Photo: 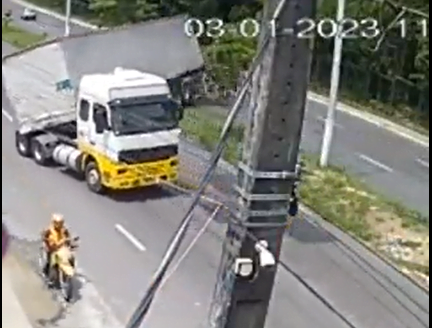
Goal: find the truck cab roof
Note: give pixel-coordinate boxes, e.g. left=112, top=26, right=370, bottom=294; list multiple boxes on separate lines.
left=79, top=68, right=170, bottom=103
left=3, top=15, right=204, bottom=134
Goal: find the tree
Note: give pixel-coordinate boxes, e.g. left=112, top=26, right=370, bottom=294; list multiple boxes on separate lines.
left=34, top=0, right=429, bottom=124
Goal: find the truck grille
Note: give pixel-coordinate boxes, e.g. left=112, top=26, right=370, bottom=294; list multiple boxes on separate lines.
left=119, top=145, right=178, bottom=164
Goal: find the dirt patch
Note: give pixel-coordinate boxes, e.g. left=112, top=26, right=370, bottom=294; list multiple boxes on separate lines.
left=303, top=164, right=429, bottom=289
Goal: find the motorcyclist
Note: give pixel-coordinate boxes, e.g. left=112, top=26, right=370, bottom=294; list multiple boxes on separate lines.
left=42, top=213, right=71, bottom=277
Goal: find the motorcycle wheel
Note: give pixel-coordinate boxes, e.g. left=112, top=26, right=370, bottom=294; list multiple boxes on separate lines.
left=60, top=273, right=74, bottom=302
left=49, top=266, right=60, bottom=289
left=38, top=248, right=50, bottom=279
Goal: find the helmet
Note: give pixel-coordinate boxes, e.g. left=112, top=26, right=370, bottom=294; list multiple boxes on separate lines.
left=51, top=213, right=64, bottom=229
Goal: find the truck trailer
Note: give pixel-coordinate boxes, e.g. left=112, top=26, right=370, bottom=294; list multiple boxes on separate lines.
left=3, top=16, right=204, bottom=194
left=14, top=67, right=184, bottom=193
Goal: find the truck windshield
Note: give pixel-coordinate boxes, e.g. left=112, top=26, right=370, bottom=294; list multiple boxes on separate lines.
left=110, top=102, right=178, bottom=136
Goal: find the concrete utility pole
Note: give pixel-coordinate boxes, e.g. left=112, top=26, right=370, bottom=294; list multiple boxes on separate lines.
left=64, top=0, right=72, bottom=36
left=319, top=0, right=345, bottom=167
left=207, top=0, right=316, bottom=327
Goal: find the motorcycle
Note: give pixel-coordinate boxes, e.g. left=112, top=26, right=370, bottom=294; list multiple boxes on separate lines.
left=39, top=236, right=79, bottom=302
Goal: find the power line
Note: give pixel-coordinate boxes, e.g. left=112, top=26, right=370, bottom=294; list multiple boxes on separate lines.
left=159, top=180, right=429, bottom=328
left=3, top=45, right=422, bottom=328
left=4, top=2, right=428, bottom=326
left=212, top=206, right=359, bottom=328
left=124, top=28, right=274, bottom=328
left=377, top=0, right=429, bottom=18
left=149, top=181, right=360, bottom=328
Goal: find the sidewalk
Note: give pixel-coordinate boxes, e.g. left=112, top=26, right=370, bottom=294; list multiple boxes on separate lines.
left=2, top=246, right=60, bottom=328
left=2, top=266, right=33, bottom=328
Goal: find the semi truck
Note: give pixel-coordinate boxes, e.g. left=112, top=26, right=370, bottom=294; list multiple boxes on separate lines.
left=14, top=67, right=184, bottom=194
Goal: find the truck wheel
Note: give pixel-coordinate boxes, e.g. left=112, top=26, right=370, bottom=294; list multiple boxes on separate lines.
left=31, top=139, right=50, bottom=166
left=15, top=132, right=31, bottom=157
left=85, top=162, right=104, bottom=194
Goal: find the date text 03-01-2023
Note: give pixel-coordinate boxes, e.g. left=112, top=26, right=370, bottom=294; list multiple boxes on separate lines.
left=184, top=17, right=429, bottom=40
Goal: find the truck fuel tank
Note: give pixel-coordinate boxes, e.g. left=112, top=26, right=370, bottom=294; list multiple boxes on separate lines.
left=52, top=144, right=83, bottom=173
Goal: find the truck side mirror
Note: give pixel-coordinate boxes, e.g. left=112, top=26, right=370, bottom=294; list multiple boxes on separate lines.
left=94, top=111, right=108, bottom=133
left=167, top=99, right=183, bottom=121
left=177, top=107, right=184, bottom=121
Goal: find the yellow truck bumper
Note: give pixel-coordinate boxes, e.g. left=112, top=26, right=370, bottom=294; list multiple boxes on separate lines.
left=101, top=156, right=179, bottom=190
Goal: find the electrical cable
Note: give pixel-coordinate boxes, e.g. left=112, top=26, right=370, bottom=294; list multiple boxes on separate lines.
left=3, top=1, right=429, bottom=326
left=153, top=177, right=429, bottom=328
left=4, top=30, right=426, bottom=328
left=197, top=200, right=360, bottom=328
left=188, top=182, right=429, bottom=328
left=123, top=29, right=274, bottom=328
left=124, top=3, right=298, bottom=325
left=159, top=204, right=222, bottom=290
left=305, top=217, right=429, bottom=326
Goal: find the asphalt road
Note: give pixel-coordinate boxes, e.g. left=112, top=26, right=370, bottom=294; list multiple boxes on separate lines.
left=2, top=4, right=430, bottom=328
left=3, top=0, right=430, bottom=217
left=2, top=112, right=430, bottom=328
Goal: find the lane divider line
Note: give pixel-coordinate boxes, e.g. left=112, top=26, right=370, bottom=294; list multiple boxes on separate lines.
left=115, top=224, right=146, bottom=252
left=358, top=153, right=394, bottom=173
left=416, top=158, right=429, bottom=169
left=2, top=109, right=13, bottom=122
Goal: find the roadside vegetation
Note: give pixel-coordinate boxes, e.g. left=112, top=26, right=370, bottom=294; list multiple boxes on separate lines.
left=16, top=0, right=430, bottom=135
left=2, top=20, right=46, bottom=49
left=181, top=107, right=429, bottom=285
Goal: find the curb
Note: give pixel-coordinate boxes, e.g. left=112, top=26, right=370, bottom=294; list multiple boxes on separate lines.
left=308, top=92, right=429, bottom=148
left=172, top=174, right=430, bottom=295
left=2, top=265, right=34, bottom=328
left=176, top=149, right=430, bottom=294
left=10, top=0, right=429, bottom=148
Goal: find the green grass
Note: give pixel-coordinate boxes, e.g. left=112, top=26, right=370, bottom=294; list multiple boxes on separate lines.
left=394, top=259, right=429, bottom=276
left=180, top=107, right=429, bottom=242
left=2, top=20, right=47, bottom=49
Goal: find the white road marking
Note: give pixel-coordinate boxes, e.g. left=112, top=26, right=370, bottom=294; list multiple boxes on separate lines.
left=316, top=116, right=344, bottom=129
left=115, top=224, right=146, bottom=252
left=2, top=108, right=13, bottom=122
left=358, top=154, right=394, bottom=173
left=416, top=158, right=429, bottom=169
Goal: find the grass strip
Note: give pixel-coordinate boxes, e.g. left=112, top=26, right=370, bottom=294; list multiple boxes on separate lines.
left=2, top=20, right=46, bottom=49
left=180, top=107, right=429, bottom=275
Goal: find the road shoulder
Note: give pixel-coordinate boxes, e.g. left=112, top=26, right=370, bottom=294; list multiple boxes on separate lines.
left=3, top=243, right=61, bottom=328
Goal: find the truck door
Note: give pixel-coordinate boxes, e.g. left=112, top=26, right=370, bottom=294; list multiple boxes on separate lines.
left=77, top=98, right=91, bottom=146
left=90, top=103, right=111, bottom=159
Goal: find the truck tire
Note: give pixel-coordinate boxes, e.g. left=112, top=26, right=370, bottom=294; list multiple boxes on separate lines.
left=15, top=132, right=31, bottom=157
left=85, top=162, right=104, bottom=194
left=31, top=139, right=50, bottom=166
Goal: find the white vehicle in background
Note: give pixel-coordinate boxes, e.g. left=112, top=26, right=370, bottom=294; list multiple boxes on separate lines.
left=15, top=67, right=184, bottom=194
left=20, top=8, right=37, bottom=21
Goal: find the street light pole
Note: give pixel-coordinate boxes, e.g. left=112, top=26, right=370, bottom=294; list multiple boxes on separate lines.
left=319, top=0, right=345, bottom=167
left=64, top=0, right=71, bottom=36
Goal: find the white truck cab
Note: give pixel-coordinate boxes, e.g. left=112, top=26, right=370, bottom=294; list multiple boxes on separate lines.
left=70, top=68, right=183, bottom=192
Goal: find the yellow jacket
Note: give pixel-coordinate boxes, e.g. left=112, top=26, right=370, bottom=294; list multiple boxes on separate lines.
left=43, top=225, right=70, bottom=250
